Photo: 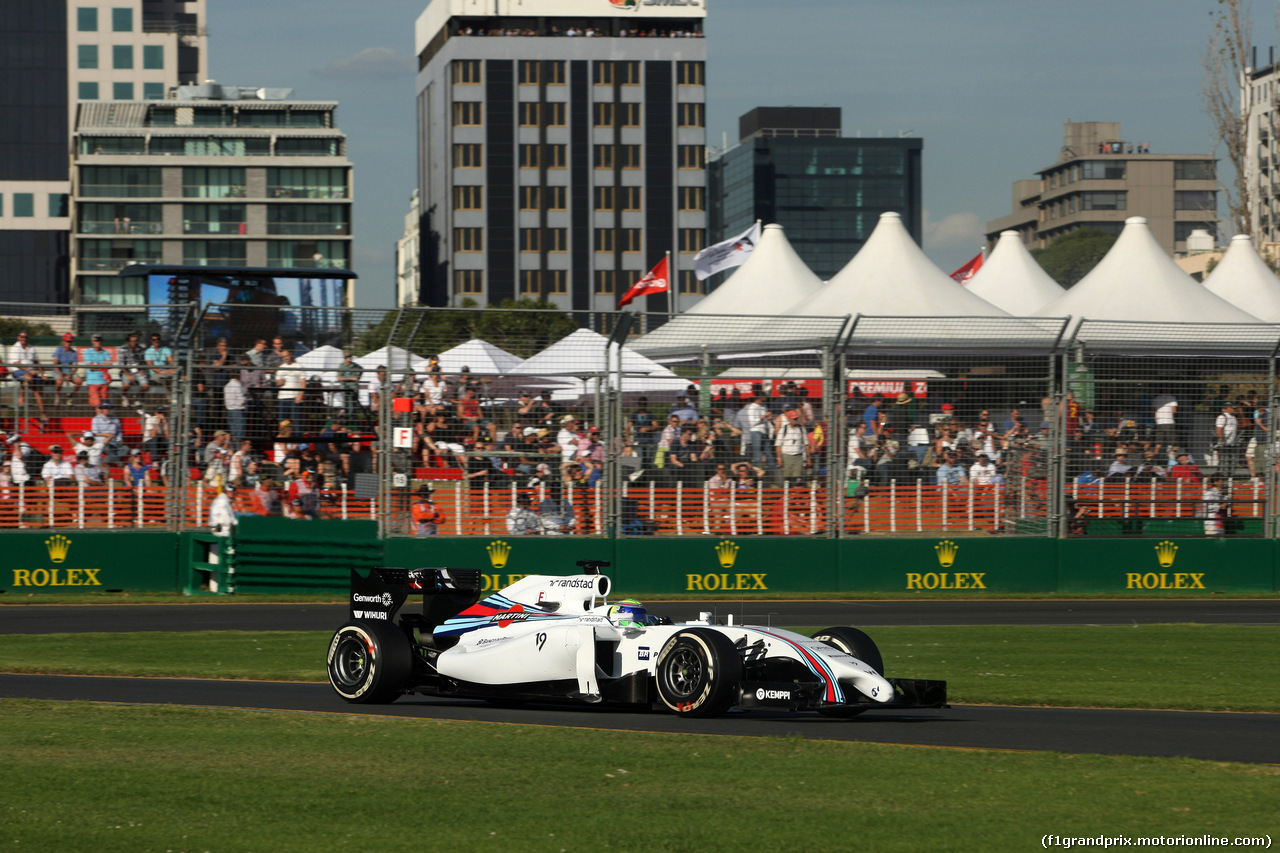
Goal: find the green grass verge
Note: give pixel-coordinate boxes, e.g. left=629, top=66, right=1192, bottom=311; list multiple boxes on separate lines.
left=2, top=700, right=1276, bottom=853
left=2, top=625, right=1276, bottom=711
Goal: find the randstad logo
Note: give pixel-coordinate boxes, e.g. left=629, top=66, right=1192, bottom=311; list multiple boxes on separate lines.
left=1154, top=540, right=1178, bottom=568
left=935, top=540, right=958, bottom=568
left=715, top=540, right=739, bottom=569
left=487, top=540, right=511, bottom=570
left=46, top=535, right=71, bottom=564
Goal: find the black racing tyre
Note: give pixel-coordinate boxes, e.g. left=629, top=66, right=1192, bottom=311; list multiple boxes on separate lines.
left=812, top=627, right=884, bottom=718
left=653, top=628, right=743, bottom=718
left=812, top=626, right=884, bottom=675
left=327, top=621, right=413, bottom=704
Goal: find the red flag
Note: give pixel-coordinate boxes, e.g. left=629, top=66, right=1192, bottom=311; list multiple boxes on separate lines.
left=618, top=257, right=670, bottom=308
left=949, top=252, right=983, bottom=284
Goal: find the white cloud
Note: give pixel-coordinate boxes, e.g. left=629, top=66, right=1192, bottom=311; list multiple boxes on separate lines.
left=923, top=210, right=984, bottom=252
left=313, top=47, right=416, bottom=79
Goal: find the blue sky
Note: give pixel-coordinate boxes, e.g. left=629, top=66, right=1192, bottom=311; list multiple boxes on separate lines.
left=211, top=0, right=1241, bottom=306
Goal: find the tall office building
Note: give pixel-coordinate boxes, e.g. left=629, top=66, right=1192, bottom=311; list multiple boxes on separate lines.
left=0, top=0, right=206, bottom=304
left=1245, top=59, right=1280, bottom=242
left=707, top=107, right=923, bottom=281
left=70, top=83, right=354, bottom=307
left=413, top=0, right=707, bottom=310
left=985, top=121, right=1217, bottom=254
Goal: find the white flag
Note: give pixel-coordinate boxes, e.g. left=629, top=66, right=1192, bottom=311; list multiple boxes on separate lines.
left=693, top=221, right=761, bottom=281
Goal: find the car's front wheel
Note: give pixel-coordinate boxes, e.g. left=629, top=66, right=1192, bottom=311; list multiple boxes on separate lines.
left=327, top=622, right=412, bottom=703
left=653, top=628, right=742, bottom=718
left=812, top=626, right=885, bottom=718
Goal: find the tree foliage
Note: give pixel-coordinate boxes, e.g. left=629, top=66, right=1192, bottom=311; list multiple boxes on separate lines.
left=1202, top=0, right=1252, bottom=236
left=1030, top=227, right=1117, bottom=287
left=357, top=298, right=578, bottom=359
left=0, top=318, right=57, bottom=340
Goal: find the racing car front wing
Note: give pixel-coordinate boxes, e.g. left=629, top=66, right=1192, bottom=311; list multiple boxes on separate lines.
left=736, top=678, right=948, bottom=712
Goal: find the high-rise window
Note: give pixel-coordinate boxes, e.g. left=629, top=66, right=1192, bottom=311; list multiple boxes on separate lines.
left=679, top=228, right=706, bottom=253
left=593, top=62, right=614, bottom=86
left=678, top=103, right=705, bottom=128
left=677, top=61, right=705, bottom=86
left=112, top=82, right=134, bottom=100
left=13, top=194, right=34, bottom=217
left=546, top=185, right=566, bottom=209
left=618, top=61, right=640, bottom=85
left=453, top=60, right=481, bottom=84
left=679, top=271, right=702, bottom=294
left=183, top=167, right=246, bottom=199
left=678, top=145, right=705, bottom=169
left=594, top=103, right=615, bottom=127
left=184, top=204, right=247, bottom=234
left=621, top=228, right=642, bottom=252
left=143, top=83, right=165, bottom=100
left=453, top=102, right=483, bottom=126
left=594, top=146, right=615, bottom=169
left=143, top=45, right=164, bottom=70
left=620, top=186, right=641, bottom=211
left=267, top=168, right=346, bottom=199
left=454, top=228, right=483, bottom=252
left=620, top=145, right=641, bottom=169
left=679, top=186, right=705, bottom=211
left=78, top=45, right=98, bottom=69
left=520, top=145, right=541, bottom=169
left=111, top=7, right=133, bottom=32
left=546, top=102, right=566, bottom=126
left=454, top=186, right=483, bottom=210
left=453, top=144, right=483, bottom=168
left=79, top=82, right=100, bottom=100
left=594, top=186, right=615, bottom=210
left=594, top=230, right=615, bottom=252
left=112, top=45, right=133, bottom=70
left=455, top=269, right=484, bottom=293
left=77, top=7, right=98, bottom=31
left=519, top=270, right=566, bottom=295
left=523, top=229, right=568, bottom=253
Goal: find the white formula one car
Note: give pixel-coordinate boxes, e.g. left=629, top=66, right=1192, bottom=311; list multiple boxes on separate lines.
left=327, top=561, right=947, bottom=718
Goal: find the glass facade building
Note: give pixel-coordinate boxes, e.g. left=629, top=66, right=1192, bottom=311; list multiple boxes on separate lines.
left=709, top=109, right=922, bottom=282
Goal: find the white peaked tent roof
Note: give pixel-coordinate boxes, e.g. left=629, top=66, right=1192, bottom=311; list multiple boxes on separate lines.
left=787, top=212, right=1010, bottom=317
left=507, top=328, right=679, bottom=377
left=354, top=345, right=430, bottom=372
left=1203, top=235, right=1280, bottom=322
left=435, top=338, right=524, bottom=375
left=1034, top=217, right=1262, bottom=322
left=295, top=344, right=345, bottom=378
left=688, top=223, right=823, bottom=314
left=965, top=230, right=1066, bottom=315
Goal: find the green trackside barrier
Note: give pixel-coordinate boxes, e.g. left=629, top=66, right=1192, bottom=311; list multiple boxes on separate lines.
left=1055, top=537, right=1277, bottom=594
left=4, top=526, right=1278, bottom=595
left=0, top=531, right=179, bottom=594
left=229, top=518, right=382, bottom=594
left=838, top=537, right=1059, bottom=594
left=383, top=536, right=838, bottom=596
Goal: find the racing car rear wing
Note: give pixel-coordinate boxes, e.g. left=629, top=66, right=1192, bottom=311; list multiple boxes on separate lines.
left=348, top=567, right=483, bottom=625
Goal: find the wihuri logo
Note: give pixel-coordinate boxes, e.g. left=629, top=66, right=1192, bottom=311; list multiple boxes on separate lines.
left=487, top=540, right=510, bottom=570
left=1155, top=540, right=1178, bottom=568
left=935, top=540, right=958, bottom=568
left=46, top=534, right=71, bottom=564
left=715, top=540, right=739, bottom=569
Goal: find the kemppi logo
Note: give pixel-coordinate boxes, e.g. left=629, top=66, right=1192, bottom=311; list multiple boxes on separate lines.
left=755, top=688, right=790, bottom=701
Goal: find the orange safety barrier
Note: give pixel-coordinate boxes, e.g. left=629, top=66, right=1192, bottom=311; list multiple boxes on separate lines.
left=0, top=482, right=170, bottom=529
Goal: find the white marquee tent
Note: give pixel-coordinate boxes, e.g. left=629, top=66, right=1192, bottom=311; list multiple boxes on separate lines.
left=1203, top=234, right=1280, bottom=323
left=1034, top=217, right=1262, bottom=323
left=787, top=212, right=1010, bottom=317
left=965, top=230, right=1066, bottom=315
left=435, top=338, right=525, bottom=375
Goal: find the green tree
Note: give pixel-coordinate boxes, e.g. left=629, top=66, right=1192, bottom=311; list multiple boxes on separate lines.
left=1030, top=227, right=1117, bottom=287
left=356, top=298, right=576, bottom=359
left=475, top=298, right=579, bottom=358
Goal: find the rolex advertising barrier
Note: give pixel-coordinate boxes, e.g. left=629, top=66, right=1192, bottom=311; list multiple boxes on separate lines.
left=2, top=525, right=1276, bottom=595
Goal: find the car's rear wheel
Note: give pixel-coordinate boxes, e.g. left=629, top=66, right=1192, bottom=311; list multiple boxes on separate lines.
left=654, top=628, right=742, bottom=718
left=327, top=621, right=412, bottom=704
left=812, top=626, right=884, bottom=718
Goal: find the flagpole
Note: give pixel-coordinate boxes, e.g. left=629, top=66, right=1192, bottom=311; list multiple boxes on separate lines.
left=666, top=250, right=674, bottom=321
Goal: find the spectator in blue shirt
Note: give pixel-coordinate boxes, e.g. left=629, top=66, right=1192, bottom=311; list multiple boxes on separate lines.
left=53, top=333, right=83, bottom=406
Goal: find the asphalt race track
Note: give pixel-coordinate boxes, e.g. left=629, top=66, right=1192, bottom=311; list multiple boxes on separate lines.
left=2, top=599, right=1277, bottom=764
left=1, top=672, right=1277, bottom=764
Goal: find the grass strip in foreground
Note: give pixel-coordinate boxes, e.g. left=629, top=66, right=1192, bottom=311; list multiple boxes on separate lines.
left=1, top=700, right=1276, bottom=853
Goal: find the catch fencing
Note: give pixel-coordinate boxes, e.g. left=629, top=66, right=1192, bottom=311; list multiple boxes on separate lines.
left=3, top=303, right=1280, bottom=540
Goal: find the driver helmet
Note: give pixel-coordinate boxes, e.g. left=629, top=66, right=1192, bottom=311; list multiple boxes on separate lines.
left=608, top=598, right=647, bottom=627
